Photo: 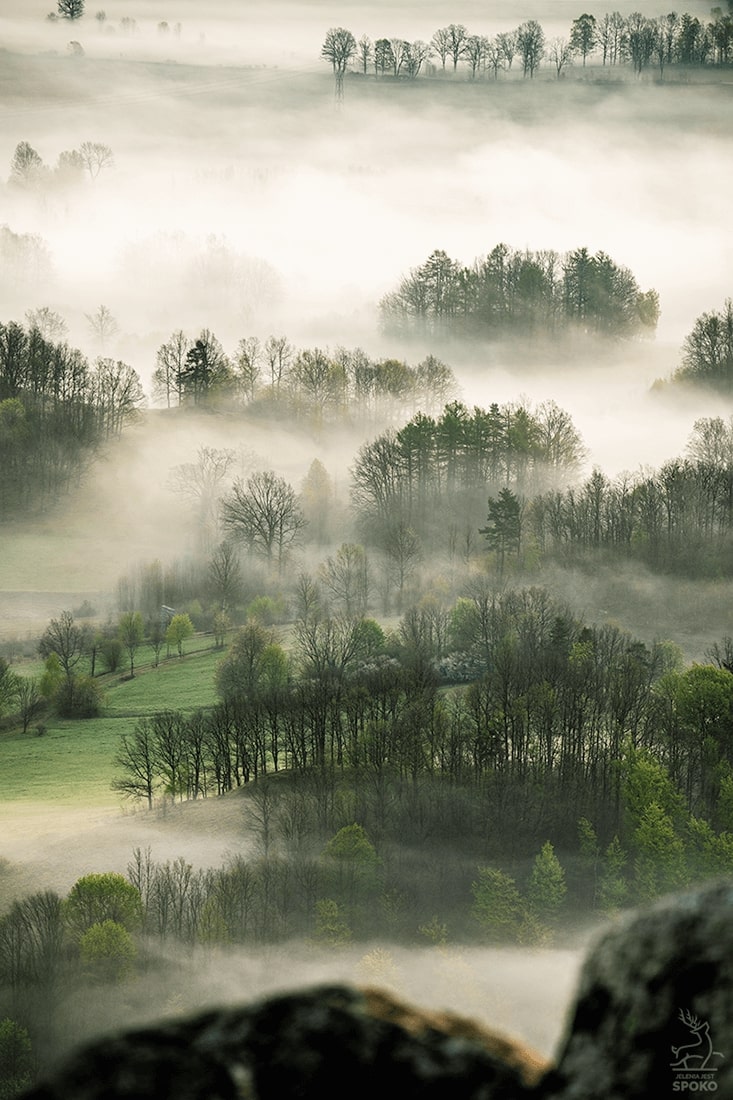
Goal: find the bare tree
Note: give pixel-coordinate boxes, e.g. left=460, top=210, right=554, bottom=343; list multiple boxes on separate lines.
left=113, top=719, right=158, bottom=809
left=485, top=38, right=505, bottom=79
left=168, top=446, right=236, bottom=551
left=320, top=543, right=370, bottom=617
left=446, top=23, right=469, bottom=71
left=208, top=540, right=243, bottom=612
left=16, top=677, right=43, bottom=734
left=548, top=37, right=573, bottom=78
left=516, top=20, right=545, bottom=77
left=152, top=330, right=189, bottom=408
left=25, top=306, right=67, bottom=341
left=264, top=335, right=293, bottom=394
left=357, top=34, right=372, bottom=74
left=321, top=27, right=357, bottom=101
left=384, top=522, right=422, bottom=604
left=221, top=470, right=307, bottom=572
left=496, top=30, right=517, bottom=70
left=78, top=141, right=114, bottom=179
left=90, top=357, right=145, bottom=437
left=430, top=27, right=452, bottom=70
left=85, top=304, right=118, bottom=350
left=405, top=41, right=431, bottom=78
left=389, top=39, right=411, bottom=77
left=38, top=610, right=86, bottom=686
left=234, top=336, right=261, bottom=402
left=464, top=35, right=489, bottom=78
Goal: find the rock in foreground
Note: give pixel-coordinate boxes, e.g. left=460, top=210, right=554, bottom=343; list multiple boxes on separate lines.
left=21, top=879, right=733, bottom=1100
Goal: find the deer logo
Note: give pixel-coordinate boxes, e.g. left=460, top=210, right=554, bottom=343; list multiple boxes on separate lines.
left=670, top=1009, right=724, bottom=1071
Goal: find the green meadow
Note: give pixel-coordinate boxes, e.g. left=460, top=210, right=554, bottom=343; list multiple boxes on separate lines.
left=0, top=645, right=223, bottom=806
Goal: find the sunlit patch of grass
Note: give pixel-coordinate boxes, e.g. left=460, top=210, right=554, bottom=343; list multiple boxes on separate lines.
left=0, top=647, right=224, bottom=805
left=0, top=718, right=126, bottom=806
left=103, top=647, right=222, bottom=715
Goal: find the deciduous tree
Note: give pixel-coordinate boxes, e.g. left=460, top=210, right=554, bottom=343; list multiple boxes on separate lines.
left=166, top=613, right=194, bottom=657
left=118, top=610, right=144, bottom=678
left=221, top=470, right=306, bottom=571
left=516, top=19, right=545, bottom=77
left=8, top=141, right=46, bottom=186
left=569, top=13, right=597, bottom=65
left=57, top=0, right=85, bottom=18
left=321, top=27, right=356, bottom=99
left=78, top=141, right=114, bottom=178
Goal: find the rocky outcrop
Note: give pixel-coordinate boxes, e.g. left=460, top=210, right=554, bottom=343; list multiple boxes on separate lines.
left=20, top=879, right=733, bottom=1100
left=547, top=879, right=733, bottom=1100
left=20, top=985, right=546, bottom=1100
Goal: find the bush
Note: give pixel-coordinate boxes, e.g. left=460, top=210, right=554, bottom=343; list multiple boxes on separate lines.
left=54, top=673, right=103, bottom=718
left=79, top=920, right=136, bottom=982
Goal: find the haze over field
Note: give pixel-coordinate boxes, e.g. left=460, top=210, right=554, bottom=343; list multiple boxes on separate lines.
left=1, top=2, right=733, bottom=1081
left=0, top=2, right=730, bottom=577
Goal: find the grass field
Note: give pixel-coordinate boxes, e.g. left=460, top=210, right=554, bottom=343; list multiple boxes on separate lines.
left=0, top=644, right=224, bottom=806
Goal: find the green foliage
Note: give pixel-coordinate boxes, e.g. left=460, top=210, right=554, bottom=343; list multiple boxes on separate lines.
left=64, top=872, right=142, bottom=938
left=480, top=487, right=522, bottom=573
left=246, top=595, right=288, bottom=626
left=673, top=299, right=733, bottom=391
left=352, top=618, right=386, bottom=660
left=0, top=320, right=143, bottom=517
left=471, top=866, right=525, bottom=943
left=717, top=770, right=733, bottom=832
left=79, top=920, right=136, bottom=982
left=632, top=802, right=689, bottom=902
left=0, top=658, right=19, bottom=718
left=38, top=652, right=63, bottom=700
left=166, top=613, right=194, bottom=657
left=323, top=823, right=379, bottom=865
left=215, top=621, right=275, bottom=700
left=526, top=841, right=566, bottom=930
left=53, top=672, right=103, bottom=718
left=212, top=609, right=232, bottom=648
left=621, top=747, right=686, bottom=833
left=597, top=836, right=629, bottom=915
left=380, top=243, right=658, bottom=340
left=312, top=898, right=352, bottom=946
left=321, top=824, right=381, bottom=915
left=684, top=815, right=733, bottom=881
left=100, top=635, right=123, bottom=673
left=0, top=1018, right=33, bottom=1100
left=418, top=915, right=449, bottom=945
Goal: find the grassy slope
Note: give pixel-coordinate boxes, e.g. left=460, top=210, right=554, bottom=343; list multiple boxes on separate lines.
left=0, top=644, right=222, bottom=806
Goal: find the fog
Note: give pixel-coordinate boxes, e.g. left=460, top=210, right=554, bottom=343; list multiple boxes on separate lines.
left=1, top=0, right=732, bottom=1075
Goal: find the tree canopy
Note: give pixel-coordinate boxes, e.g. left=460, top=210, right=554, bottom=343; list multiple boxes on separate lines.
left=380, top=244, right=659, bottom=340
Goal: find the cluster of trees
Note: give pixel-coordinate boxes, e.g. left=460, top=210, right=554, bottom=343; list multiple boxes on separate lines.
left=666, top=299, right=733, bottom=391
left=350, top=399, right=586, bottom=551
left=26, top=608, right=198, bottom=722
left=346, top=409, right=733, bottom=580
left=451, top=416, right=732, bottom=579
left=7, top=140, right=114, bottom=190
left=323, top=8, right=733, bottom=88
left=380, top=245, right=660, bottom=341
left=0, top=319, right=144, bottom=516
left=151, top=329, right=458, bottom=424
left=108, top=585, right=730, bottom=849
left=0, top=227, right=53, bottom=299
